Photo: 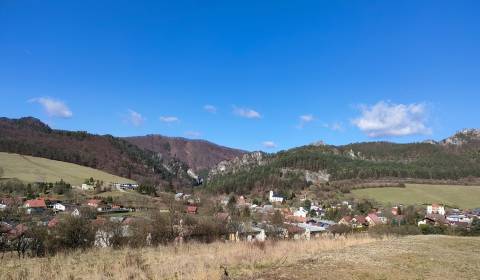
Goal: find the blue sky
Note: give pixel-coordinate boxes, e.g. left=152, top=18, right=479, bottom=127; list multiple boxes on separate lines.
left=1, top=1, right=479, bottom=151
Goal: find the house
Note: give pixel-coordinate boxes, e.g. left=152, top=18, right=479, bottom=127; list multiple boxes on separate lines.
left=86, top=199, right=103, bottom=208
left=418, top=214, right=447, bottom=226
left=294, top=207, right=309, bottom=218
left=366, top=213, right=383, bottom=226
left=446, top=214, right=472, bottom=224
left=353, top=215, right=368, bottom=228
left=228, top=224, right=266, bottom=242
left=24, top=198, right=47, bottom=214
left=186, top=206, right=198, bottom=214
left=81, top=184, right=95, bottom=191
left=269, top=191, right=284, bottom=203
left=339, top=215, right=368, bottom=228
left=297, top=223, right=326, bottom=239
left=427, top=204, right=446, bottom=216
left=24, top=198, right=47, bottom=209
left=317, top=219, right=336, bottom=229
left=285, top=224, right=307, bottom=240
left=339, top=216, right=353, bottom=226
left=53, top=203, right=66, bottom=212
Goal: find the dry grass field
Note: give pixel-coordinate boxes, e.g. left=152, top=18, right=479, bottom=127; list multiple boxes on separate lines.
left=1, top=235, right=479, bottom=280
left=0, top=152, right=135, bottom=185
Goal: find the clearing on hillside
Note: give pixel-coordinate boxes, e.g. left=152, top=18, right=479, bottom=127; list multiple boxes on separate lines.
left=351, top=183, right=480, bottom=209
left=0, top=152, right=135, bottom=185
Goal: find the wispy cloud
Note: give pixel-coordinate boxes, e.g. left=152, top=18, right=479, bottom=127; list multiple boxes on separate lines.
left=203, top=105, right=217, bottom=114
left=297, top=114, right=314, bottom=129
left=160, top=116, right=180, bottom=123
left=185, top=131, right=202, bottom=138
left=262, top=141, right=277, bottom=149
left=323, top=121, right=344, bottom=132
left=352, top=101, right=431, bottom=137
left=233, top=106, right=261, bottom=119
left=28, top=97, right=73, bottom=118
left=126, top=109, right=145, bottom=127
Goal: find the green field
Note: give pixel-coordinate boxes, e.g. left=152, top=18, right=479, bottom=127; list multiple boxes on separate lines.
left=351, top=183, right=480, bottom=209
left=0, top=152, right=135, bottom=186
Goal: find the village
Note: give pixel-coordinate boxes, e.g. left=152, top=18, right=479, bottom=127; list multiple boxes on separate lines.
left=2, top=178, right=480, bottom=253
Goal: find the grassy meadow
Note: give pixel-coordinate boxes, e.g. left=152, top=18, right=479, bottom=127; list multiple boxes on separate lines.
left=0, top=152, right=135, bottom=186
left=1, top=235, right=479, bottom=280
left=351, top=183, right=480, bottom=209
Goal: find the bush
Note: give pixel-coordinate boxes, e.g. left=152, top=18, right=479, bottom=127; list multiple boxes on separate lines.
left=52, top=216, right=95, bottom=251
left=369, top=225, right=421, bottom=237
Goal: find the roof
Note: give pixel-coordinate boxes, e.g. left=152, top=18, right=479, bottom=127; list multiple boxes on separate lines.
left=354, top=215, right=367, bottom=224
left=86, top=199, right=102, bottom=205
left=285, top=224, right=305, bottom=234
left=24, top=198, right=46, bottom=208
left=341, top=216, right=352, bottom=223
left=297, top=223, right=325, bottom=232
left=367, top=213, right=382, bottom=224
left=425, top=214, right=447, bottom=224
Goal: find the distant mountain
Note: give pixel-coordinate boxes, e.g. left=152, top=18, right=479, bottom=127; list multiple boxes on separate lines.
left=206, top=130, right=480, bottom=195
left=124, top=135, right=246, bottom=172
left=0, top=117, right=192, bottom=187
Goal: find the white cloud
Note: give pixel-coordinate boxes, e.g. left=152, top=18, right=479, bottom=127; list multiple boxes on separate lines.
left=29, top=97, right=73, bottom=118
left=204, top=105, right=217, bottom=114
left=262, top=141, right=277, bottom=149
left=323, top=122, right=344, bottom=132
left=160, top=116, right=180, bottom=123
left=233, top=106, right=261, bottom=119
left=126, top=109, right=145, bottom=127
left=185, top=131, right=202, bottom=138
left=352, top=101, right=431, bottom=137
left=297, top=114, right=314, bottom=129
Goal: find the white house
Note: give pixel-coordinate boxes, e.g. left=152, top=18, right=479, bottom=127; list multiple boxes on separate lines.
left=81, top=184, right=95, bottom=191
left=427, top=204, right=446, bottom=216
left=269, top=191, right=284, bottom=203
left=294, top=207, right=309, bottom=218
left=53, top=203, right=66, bottom=212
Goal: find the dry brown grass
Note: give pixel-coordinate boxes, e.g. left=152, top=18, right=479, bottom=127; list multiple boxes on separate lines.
left=0, top=235, right=376, bottom=280
left=1, top=235, right=479, bottom=280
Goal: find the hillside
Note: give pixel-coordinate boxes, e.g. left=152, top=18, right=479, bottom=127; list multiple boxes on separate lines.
left=125, top=135, right=245, bottom=172
left=0, top=152, right=135, bottom=185
left=206, top=130, right=480, bottom=194
left=2, top=235, right=479, bottom=280
left=351, top=183, right=480, bottom=209
left=0, top=117, right=191, bottom=187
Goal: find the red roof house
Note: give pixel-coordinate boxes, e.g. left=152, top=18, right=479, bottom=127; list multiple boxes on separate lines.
left=366, top=213, right=382, bottom=226
left=24, top=198, right=46, bottom=208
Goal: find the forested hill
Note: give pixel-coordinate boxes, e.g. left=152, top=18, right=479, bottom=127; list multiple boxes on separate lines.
left=206, top=130, right=480, bottom=195
left=125, top=135, right=245, bottom=172
left=0, top=117, right=192, bottom=186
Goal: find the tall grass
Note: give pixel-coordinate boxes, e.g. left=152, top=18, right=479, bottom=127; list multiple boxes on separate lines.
left=1, top=235, right=380, bottom=280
